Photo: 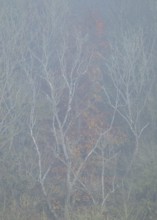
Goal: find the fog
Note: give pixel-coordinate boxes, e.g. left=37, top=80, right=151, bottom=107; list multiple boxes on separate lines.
left=0, top=0, right=157, bottom=219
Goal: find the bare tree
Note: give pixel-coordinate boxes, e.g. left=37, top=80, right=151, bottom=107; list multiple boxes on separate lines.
left=101, top=27, right=153, bottom=174
left=22, top=1, right=123, bottom=218
left=21, top=1, right=95, bottom=219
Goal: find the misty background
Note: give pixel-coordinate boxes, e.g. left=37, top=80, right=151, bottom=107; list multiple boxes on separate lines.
left=0, top=0, right=157, bottom=219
